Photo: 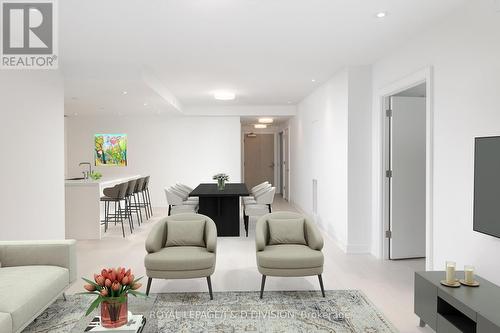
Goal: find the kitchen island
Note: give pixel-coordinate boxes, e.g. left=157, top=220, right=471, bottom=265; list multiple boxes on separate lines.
left=65, top=175, right=141, bottom=240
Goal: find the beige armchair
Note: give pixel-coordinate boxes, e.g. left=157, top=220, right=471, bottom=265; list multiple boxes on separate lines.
left=144, top=213, right=217, bottom=299
left=255, top=211, right=325, bottom=298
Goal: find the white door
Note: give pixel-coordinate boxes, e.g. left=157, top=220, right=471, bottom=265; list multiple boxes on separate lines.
left=389, top=96, right=426, bottom=259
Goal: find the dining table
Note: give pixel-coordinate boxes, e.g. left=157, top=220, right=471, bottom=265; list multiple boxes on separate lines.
left=189, top=183, right=249, bottom=236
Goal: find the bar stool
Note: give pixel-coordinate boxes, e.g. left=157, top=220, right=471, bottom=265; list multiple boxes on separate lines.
left=128, top=177, right=151, bottom=222
left=123, top=179, right=139, bottom=228
left=143, top=176, right=153, bottom=217
left=133, top=178, right=145, bottom=224
left=134, top=177, right=150, bottom=220
left=100, top=182, right=132, bottom=238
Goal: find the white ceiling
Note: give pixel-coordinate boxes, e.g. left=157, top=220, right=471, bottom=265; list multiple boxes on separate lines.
left=61, top=0, right=466, bottom=115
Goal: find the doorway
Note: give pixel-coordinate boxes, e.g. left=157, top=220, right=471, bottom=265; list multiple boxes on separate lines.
left=386, top=85, right=426, bottom=259
left=244, top=133, right=275, bottom=189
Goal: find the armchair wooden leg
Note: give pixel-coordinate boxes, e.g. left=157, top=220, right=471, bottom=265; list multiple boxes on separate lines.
left=260, top=275, right=266, bottom=299
left=318, top=274, right=325, bottom=297
left=146, top=277, right=152, bottom=296
left=206, top=276, right=214, bottom=300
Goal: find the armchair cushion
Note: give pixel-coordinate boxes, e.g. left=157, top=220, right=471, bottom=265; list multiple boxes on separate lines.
left=268, top=218, right=306, bottom=245
left=257, top=244, right=323, bottom=269
left=144, top=246, right=215, bottom=271
left=165, top=220, right=206, bottom=247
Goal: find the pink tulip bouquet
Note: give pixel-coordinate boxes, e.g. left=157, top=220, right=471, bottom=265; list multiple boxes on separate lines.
left=80, top=267, right=146, bottom=327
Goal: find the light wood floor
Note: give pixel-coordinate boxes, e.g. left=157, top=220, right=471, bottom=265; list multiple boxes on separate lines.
left=67, top=195, right=432, bottom=332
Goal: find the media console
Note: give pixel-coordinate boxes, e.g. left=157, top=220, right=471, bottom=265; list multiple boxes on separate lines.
left=415, top=271, right=500, bottom=332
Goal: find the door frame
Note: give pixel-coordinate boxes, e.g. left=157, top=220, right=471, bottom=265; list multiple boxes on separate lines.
left=281, top=127, right=290, bottom=201
left=374, top=66, right=434, bottom=270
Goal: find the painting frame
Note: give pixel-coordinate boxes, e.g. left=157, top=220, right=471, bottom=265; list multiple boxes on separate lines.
left=94, top=134, right=128, bottom=167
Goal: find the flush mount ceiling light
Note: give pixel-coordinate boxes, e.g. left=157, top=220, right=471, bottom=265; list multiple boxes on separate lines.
left=213, top=90, right=236, bottom=101
left=258, top=118, right=274, bottom=124
left=375, top=11, right=387, bottom=18
left=254, top=124, right=267, bottom=129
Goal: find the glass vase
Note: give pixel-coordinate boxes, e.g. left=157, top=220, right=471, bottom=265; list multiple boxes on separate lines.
left=100, top=296, right=128, bottom=328
left=217, top=179, right=225, bottom=190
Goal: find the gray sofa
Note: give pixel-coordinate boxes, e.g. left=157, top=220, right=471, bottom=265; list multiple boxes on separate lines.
left=0, top=240, right=77, bottom=333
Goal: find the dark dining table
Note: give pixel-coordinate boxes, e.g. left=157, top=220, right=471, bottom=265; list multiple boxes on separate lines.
left=189, top=183, right=249, bottom=237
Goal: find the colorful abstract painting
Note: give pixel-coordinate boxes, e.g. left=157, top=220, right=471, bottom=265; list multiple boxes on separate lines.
left=94, top=134, right=127, bottom=166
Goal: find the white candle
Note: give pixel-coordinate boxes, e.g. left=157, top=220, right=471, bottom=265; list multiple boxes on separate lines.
left=464, top=265, right=475, bottom=284
left=446, top=261, right=456, bottom=283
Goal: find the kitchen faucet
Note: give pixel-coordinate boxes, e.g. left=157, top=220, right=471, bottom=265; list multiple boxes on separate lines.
left=79, top=162, right=92, bottom=179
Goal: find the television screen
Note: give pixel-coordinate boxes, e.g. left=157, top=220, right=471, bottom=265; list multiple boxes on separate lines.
left=474, top=136, right=500, bottom=238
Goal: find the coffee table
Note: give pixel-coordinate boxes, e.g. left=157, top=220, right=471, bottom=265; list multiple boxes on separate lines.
left=70, top=295, right=157, bottom=332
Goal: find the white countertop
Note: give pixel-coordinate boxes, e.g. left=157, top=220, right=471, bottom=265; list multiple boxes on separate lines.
left=65, top=175, right=141, bottom=187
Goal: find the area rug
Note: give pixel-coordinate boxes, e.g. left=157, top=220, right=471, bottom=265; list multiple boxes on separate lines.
left=24, top=290, right=398, bottom=332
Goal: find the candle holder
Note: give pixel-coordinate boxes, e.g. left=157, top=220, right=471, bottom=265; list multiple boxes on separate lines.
left=460, top=265, right=480, bottom=287
left=440, top=261, right=460, bottom=287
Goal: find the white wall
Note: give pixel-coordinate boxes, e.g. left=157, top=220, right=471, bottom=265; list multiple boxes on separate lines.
left=291, top=68, right=372, bottom=252
left=65, top=115, right=241, bottom=207
left=0, top=71, right=65, bottom=240
left=371, top=0, right=500, bottom=283
left=347, top=67, right=373, bottom=251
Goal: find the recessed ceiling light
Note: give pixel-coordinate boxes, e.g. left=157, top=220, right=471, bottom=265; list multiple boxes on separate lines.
left=254, top=124, right=267, bottom=129
left=214, top=90, right=236, bottom=101
left=311, top=79, right=316, bottom=82
left=258, top=118, right=274, bottom=124
left=287, top=101, right=292, bottom=104
left=122, top=91, right=128, bottom=95
left=143, top=102, right=148, bottom=106
left=375, top=11, right=387, bottom=18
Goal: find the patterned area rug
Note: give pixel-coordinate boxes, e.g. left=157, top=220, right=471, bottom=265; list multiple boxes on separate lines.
left=24, top=290, right=397, bottom=332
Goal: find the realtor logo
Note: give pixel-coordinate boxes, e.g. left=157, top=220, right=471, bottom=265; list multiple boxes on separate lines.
left=1, top=0, right=58, bottom=69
